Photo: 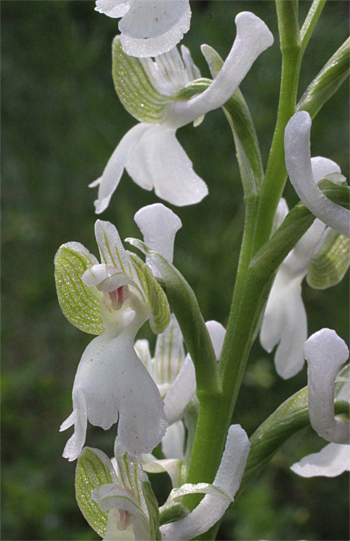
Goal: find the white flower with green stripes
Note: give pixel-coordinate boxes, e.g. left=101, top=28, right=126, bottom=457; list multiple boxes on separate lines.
left=90, top=12, right=273, bottom=212
left=55, top=219, right=171, bottom=460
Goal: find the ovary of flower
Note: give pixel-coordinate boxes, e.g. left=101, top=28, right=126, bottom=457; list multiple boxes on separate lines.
left=290, top=329, right=350, bottom=478
left=91, top=11, right=273, bottom=213
left=59, top=219, right=168, bottom=460
left=160, top=424, right=250, bottom=541
left=260, top=157, right=343, bottom=379
left=95, top=0, right=191, bottom=58
left=284, top=111, right=350, bottom=238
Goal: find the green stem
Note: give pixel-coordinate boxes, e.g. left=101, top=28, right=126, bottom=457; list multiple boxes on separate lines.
left=183, top=3, right=304, bottom=539
left=253, top=0, right=302, bottom=252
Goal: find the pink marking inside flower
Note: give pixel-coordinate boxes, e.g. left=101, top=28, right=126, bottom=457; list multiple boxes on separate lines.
left=109, top=286, right=126, bottom=310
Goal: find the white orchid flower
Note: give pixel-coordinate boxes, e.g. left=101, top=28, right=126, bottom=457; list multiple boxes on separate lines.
left=284, top=111, right=350, bottom=238
left=260, top=157, right=349, bottom=379
left=77, top=440, right=158, bottom=540
left=160, top=424, right=250, bottom=540
left=291, top=329, right=350, bottom=478
left=95, top=0, right=191, bottom=58
left=91, top=12, right=273, bottom=212
left=55, top=219, right=171, bottom=460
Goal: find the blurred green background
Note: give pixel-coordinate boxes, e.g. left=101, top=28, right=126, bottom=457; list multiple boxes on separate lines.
left=2, top=1, right=349, bottom=539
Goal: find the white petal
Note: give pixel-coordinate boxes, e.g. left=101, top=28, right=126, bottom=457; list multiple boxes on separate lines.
left=291, top=443, right=350, bottom=478
left=142, top=455, right=183, bottom=487
left=71, top=330, right=167, bottom=455
left=92, top=483, right=150, bottom=540
left=134, top=339, right=152, bottom=374
left=162, top=420, right=185, bottom=460
left=206, top=320, right=226, bottom=360
left=94, top=220, right=130, bottom=273
left=284, top=112, right=350, bottom=238
left=272, top=197, right=289, bottom=232
left=260, top=219, right=327, bottom=380
left=260, top=272, right=307, bottom=379
left=134, top=204, right=182, bottom=271
left=305, top=328, right=349, bottom=444
left=120, top=3, right=191, bottom=58
left=311, top=156, right=341, bottom=182
left=93, top=123, right=151, bottom=214
left=163, top=355, right=196, bottom=424
left=60, top=387, right=88, bottom=462
left=172, top=12, right=273, bottom=127
left=160, top=425, right=250, bottom=540
left=126, top=126, right=208, bottom=206
left=82, top=265, right=134, bottom=292
left=95, top=0, right=130, bottom=18
left=119, top=0, right=188, bottom=39
left=153, top=314, right=185, bottom=387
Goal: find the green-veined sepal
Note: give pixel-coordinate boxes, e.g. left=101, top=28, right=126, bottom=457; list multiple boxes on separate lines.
left=75, top=447, right=114, bottom=537
left=112, top=36, right=172, bottom=124
left=129, top=252, right=170, bottom=334
left=307, top=229, right=350, bottom=289
left=54, top=243, right=105, bottom=335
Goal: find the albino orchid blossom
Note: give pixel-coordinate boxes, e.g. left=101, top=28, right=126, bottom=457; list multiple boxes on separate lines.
left=95, top=0, right=191, bottom=58
left=160, top=424, right=250, bottom=540
left=91, top=12, right=274, bottom=212
left=260, top=157, right=345, bottom=379
left=284, top=111, right=350, bottom=238
left=55, top=219, right=171, bottom=460
left=291, top=329, right=350, bottom=478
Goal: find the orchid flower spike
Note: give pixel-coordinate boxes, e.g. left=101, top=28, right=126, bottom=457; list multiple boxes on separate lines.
left=160, top=424, right=250, bottom=540
left=284, top=111, right=350, bottom=238
left=91, top=11, right=273, bottom=212
left=291, top=329, right=350, bottom=478
left=55, top=219, right=171, bottom=460
left=260, top=157, right=350, bottom=379
left=95, top=0, right=191, bottom=58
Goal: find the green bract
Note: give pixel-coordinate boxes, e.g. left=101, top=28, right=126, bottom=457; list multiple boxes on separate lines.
left=54, top=244, right=105, bottom=335
left=307, top=229, right=350, bottom=289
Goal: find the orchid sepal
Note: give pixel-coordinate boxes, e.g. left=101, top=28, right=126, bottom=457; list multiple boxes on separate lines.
left=307, top=229, right=350, bottom=289
left=54, top=243, right=105, bottom=335
left=75, top=447, right=115, bottom=537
